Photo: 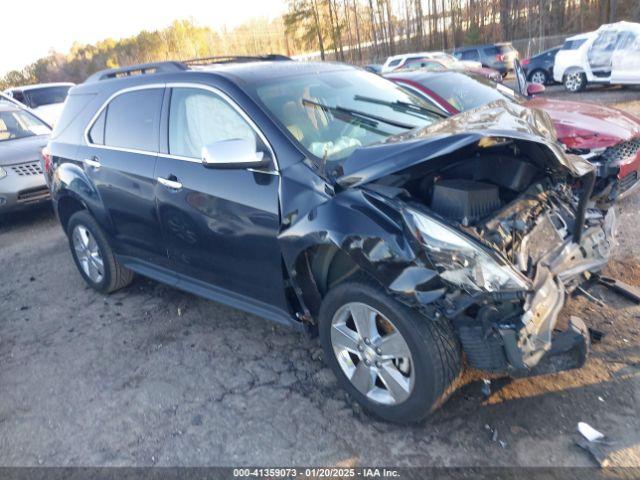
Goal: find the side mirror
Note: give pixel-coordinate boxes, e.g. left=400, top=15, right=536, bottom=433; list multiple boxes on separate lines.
left=202, top=138, right=269, bottom=169
left=527, top=83, right=546, bottom=96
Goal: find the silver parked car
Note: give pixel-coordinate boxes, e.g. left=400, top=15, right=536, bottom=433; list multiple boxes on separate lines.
left=0, top=103, right=52, bottom=213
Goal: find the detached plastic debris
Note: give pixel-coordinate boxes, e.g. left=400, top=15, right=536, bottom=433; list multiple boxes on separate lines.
left=578, top=422, right=604, bottom=442
left=481, top=379, right=491, bottom=398
left=484, top=424, right=506, bottom=448
left=575, top=422, right=614, bottom=467
left=588, top=328, right=605, bottom=343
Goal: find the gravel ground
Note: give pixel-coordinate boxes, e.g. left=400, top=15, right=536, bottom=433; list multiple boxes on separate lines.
left=1, top=88, right=640, bottom=468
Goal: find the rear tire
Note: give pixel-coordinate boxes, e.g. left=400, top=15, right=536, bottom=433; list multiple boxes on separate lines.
left=318, top=279, right=462, bottom=423
left=564, top=70, right=587, bottom=92
left=67, top=210, right=134, bottom=294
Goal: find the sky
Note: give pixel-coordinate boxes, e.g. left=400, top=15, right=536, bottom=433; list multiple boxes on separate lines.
left=1, top=0, right=287, bottom=76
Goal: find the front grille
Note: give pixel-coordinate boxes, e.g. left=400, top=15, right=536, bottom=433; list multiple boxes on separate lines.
left=17, top=186, right=49, bottom=204
left=11, top=162, right=43, bottom=176
left=600, top=138, right=640, bottom=164
left=620, top=171, right=638, bottom=193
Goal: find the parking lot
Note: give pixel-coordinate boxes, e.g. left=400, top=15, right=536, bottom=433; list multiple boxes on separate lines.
left=1, top=84, right=640, bottom=468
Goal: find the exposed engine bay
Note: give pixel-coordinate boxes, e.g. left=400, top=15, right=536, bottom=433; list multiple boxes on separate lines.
left=379, top=142, right=614, bottom=286
left=368, top=138, right=616, bottom=375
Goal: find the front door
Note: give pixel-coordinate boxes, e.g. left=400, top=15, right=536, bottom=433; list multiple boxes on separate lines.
left=154, top=86, right=288, bottom=312
left=588, top=29, right=618, bottom=78
left=79, top=87, right=165, bottom=264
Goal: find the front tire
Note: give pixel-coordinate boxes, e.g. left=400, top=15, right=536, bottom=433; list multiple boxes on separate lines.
left=529, top=69, right=548, bottom=85
left=564, top=70, right=587, bottom=92
left=319, top=280, right=462, bottom=423
left=67, top=210, right=134, bottom=293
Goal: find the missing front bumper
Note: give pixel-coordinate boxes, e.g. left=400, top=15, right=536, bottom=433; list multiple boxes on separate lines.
left=456, top=208, right=615, bottom=376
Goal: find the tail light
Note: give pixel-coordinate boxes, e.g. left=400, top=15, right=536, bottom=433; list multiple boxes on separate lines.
left=496, top=54, right=505, bottom=62
left=41, top=146, right=52, bottom=175
left=522, top=58, right=530, bottom=66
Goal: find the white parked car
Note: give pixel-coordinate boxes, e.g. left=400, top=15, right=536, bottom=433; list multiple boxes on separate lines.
left=554, top=21, right=640, bottom=92
left=3, top=82, right=74, bottom=126
left=381, top=51, right=481, bottom=73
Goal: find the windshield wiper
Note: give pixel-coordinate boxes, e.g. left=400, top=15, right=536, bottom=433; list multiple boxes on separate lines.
left=301, top=98, right=417, bottom=130
left=353, top=95, right=447, bottom=119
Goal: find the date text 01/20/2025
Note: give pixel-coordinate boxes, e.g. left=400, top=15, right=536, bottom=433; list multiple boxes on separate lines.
left=232, top=468, right=401, bottom=478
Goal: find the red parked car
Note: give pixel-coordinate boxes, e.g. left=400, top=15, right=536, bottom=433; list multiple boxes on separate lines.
left=387, top=69, right=640, bottom=198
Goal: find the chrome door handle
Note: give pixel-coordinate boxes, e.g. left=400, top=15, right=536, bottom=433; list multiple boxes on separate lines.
left=157, top=176, right=183, bottom=190
left=84, top=158, right=101, bottom=169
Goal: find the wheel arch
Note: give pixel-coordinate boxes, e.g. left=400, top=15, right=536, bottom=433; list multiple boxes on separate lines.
left=563, top=65, right=586, bottom=76
left=280, top=189, right=446, bottom=323
left=52, top=162, right=112, bottom=233
left=56, top=194, right=88, bottom=231
left=528, top=68, right=547, bottom=83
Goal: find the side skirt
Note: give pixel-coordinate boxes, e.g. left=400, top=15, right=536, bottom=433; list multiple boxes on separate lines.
left=117, top=255, right=302, bottom=330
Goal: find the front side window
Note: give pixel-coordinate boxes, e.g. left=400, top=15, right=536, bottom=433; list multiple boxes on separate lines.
left=563, top=39, right=587, bottom=50
left=96, top=88, right=162, bottom=151
left=168, top=88, right=257, bottom=159
left=0, top=108, right=51, bottom=142
left=252, top=69, right=441, bottom=161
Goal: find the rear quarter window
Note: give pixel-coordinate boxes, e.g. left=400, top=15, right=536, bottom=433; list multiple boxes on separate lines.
left=483, top=46, right=499, bottom=55
left=52, top=93, right=96, bottom=138
left=461, top=49, right=480, bottom=61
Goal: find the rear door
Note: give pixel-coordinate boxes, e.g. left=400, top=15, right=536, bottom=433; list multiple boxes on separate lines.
left=611, top=31, right=640, bottom=84
left=154, top=84, right=288, bottom=312
left=79, top=86, right=166, bottom=264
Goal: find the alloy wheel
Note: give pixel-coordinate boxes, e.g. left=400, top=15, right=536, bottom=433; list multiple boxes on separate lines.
left=72, top=225, right=104, bottom=283
left=330, top=302, right=415, bottom=405
left=565, top=72, right=583, bottom=92
left=530, top=71, right=546, bottom=84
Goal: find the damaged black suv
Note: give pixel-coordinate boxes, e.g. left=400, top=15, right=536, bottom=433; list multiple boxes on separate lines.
left=46, top=59, right=615, bottom=422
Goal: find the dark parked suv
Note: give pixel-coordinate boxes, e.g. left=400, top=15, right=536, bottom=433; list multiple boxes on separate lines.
left=46, top=58, right=614, bottom=422
left=522, top=46, right=562, bottom=85
left=453, top=43, right=519, bottom=76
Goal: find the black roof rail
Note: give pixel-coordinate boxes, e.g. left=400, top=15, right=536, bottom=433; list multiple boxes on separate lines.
left=183, top=54, right=292, bottom=67
left=85, top=61, right=188, bottom=83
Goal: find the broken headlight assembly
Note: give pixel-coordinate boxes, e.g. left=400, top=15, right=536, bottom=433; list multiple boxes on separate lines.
left=404, top=208, right=530, bottom=292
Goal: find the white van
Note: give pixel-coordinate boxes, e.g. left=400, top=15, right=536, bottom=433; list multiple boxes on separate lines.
left=554, top=21, right=640, bottom=92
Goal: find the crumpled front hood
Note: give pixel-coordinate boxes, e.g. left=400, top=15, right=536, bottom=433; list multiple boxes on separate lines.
left=526, top=97, right=640, bottom=149
left=0, top=136, right=48, bottom=166
left=335, top=100, right=592, bottom=188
